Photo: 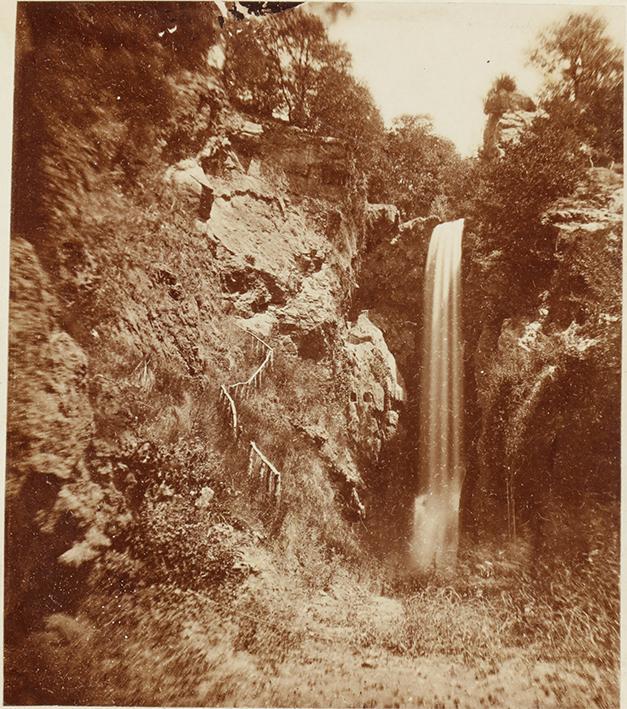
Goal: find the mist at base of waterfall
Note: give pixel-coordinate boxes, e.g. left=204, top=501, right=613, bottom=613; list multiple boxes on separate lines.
left=409, top=492, right=460, bottom=575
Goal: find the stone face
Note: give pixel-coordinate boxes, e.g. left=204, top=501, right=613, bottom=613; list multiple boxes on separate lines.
left=343, top=311, right=406, bottom=462
left=356, top=213, right=435, bottom=378
left=468, top=167, right=622, bottom=534
left=482, top=87, right=540, bottom=158
left=483, top=110, right=539, bottom=158
left=277, top=267, right=341, bottom=358
left=259, top=123, right=354, bottom=200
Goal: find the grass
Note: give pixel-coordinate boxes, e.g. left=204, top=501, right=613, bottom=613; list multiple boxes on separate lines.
left=6, top=490, right=618, bottom=707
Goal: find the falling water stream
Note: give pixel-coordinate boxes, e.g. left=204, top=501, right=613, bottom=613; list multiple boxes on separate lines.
left=411, top=219, right=465, bottom=573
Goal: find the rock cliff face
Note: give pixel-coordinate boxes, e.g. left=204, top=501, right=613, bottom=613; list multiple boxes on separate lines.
left=465, top=166, right=622, bottom=541
left=6, top=77, right=408, bottom=659
left=483, top=87, right=538, bottom=158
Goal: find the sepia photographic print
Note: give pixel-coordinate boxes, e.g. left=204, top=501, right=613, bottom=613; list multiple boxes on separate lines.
left=3, top=1, right=623, bottom=706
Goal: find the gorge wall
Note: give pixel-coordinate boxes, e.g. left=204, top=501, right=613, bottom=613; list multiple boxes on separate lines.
left=463, top=89, right=622, bottom=559
left=6, top=12, right=621, bottom=702
left=7, top=32, right=411, bottom=691
left=464, top=166, right=622, bottom=544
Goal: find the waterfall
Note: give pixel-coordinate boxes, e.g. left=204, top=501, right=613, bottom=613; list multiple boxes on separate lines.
left=411, top=218, right=465, bottom=573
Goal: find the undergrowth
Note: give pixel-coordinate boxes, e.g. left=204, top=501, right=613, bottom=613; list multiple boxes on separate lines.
left=380, top=495, right=619, bottom=680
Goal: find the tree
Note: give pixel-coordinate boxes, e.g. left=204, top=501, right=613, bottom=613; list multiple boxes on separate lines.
left=223, top=6, right=385, bottom=170
left=368, top=115, right=468, bottom=220
left=309, top=62, right=384, bottom=163
left=530, top=12, right=623, bottom=162
left=223, top=23, right=281, bottom=118
left=224, top=8, right=333, bottom=126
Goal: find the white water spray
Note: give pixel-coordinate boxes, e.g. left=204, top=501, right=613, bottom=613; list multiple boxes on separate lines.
left=411, top=219, right=465, bottom=572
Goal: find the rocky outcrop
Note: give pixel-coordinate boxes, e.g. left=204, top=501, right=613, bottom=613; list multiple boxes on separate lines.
left=344, top=311, right=406, bottom=462
left=357, top=213, right=438, bottom=378
left=483, top=87, right=538, bottom=158
left=348, top=211, right=442, bottom=546
left=259, top=124, right=354, bottom=201
left=484, top=88, right=536, bottom=116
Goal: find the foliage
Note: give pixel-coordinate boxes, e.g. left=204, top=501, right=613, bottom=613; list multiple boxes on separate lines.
left=469, top=112, right=586, bottom=314
left=14, top=3, right=220, bottom=232
left=223, top=7, right=384, bottom=172
left=224, top=8, right=328, bottom=124
left=368, top=114, right=471, bottom=220
left=310, top=67, right=384, bottom=161
left=530, top=12, right=623, bottom=162
left=476, top=114, right=585, bottom=237
left=494, top=73, right=517, bottom=92
left=482, top=73, right=530, bottom=115
left=233, top=581, right=305, bottom=670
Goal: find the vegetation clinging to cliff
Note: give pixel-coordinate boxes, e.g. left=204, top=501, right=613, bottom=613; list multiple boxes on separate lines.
left=468, top=11, right=622, bottom=318
left=223, top=7, right=383, bottom=161
left=13, top=2, right=219, bottom=236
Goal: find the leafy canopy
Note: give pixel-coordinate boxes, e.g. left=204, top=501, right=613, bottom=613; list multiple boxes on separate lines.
left=223, top=7, right=384, bottom=169
left=368, top=115, right=470, bottom=220
left=529, top=12, right=623, bottom=162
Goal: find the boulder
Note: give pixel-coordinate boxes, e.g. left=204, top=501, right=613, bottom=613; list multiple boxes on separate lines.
left=278, top=267, right=341, bottom=359
left=195, top=486, right=216, bottom=509
left=482, top=87, right=540, bottom=158
left=343, top=311, right=406, bottom=462
left=163, top=158, right=210, bottom=198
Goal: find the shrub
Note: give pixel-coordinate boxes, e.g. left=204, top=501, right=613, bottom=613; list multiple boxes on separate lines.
left=494, top=73, right=517, bottom=92
left=469, top=112, right=587, bottom=316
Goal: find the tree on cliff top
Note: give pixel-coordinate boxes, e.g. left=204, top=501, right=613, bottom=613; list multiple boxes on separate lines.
left=530, top=12, right=623, bottom=162
left=368, top=115, right=470, bottom=220
left=223, top=7, right=383, bottom=167
left=224, top=8, right=338, bottom=124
